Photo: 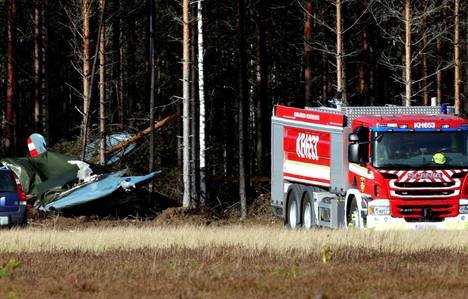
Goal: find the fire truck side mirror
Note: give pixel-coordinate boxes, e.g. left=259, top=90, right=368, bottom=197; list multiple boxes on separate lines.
left=348, top=133, right=369, bottom=165
left=348, top=143, right=360, bottom=164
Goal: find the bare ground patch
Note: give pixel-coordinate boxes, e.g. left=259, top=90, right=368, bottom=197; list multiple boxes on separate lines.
left=0, top=247, right=467, bottom=298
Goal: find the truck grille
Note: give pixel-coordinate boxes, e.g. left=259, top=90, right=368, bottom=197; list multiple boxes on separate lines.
left=389, top=178, right=461, bottom=198
left=382, top=169, right=465, bottom=219
left=392, top=200, right=458, bottom=219
left=394, top=181, right=455, bottom=188
left=394, top=189, right=456, bottom=196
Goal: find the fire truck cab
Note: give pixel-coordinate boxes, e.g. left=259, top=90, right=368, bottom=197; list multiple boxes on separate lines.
left=271, top=105, right=468, bottom=230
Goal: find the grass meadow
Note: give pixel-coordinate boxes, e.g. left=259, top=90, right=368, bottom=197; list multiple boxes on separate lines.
left=0, top=225, right=467, bottom=298
left=0, top=226, right=468, bottom=253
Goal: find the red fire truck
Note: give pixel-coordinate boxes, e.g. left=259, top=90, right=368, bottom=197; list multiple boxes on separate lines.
left=271, top=105, right=468, bottom=229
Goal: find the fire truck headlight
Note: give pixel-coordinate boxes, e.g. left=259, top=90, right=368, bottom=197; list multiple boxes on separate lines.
left=459, top=205, right=468, bottom=214
left=368, top=206, right=390, bottom=216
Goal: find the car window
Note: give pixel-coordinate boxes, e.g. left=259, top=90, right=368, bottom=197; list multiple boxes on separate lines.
left=0, top=172, right=17, bottom=192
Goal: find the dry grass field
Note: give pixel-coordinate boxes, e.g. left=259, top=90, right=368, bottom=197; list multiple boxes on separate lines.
left=1, top=225, right=468, bottom=253
left=0, top=222, right=467, bottom=298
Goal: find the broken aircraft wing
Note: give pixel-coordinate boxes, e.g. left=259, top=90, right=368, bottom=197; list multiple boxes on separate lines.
left=40, top=170, right=160, bottom=212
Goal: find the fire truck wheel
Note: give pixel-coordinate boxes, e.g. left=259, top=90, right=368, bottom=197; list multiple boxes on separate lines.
left=286, top=194, right=299, bottom=229
left=347, top=198, right=359, bottom=228
left=302, top=198, right=313, bottom=230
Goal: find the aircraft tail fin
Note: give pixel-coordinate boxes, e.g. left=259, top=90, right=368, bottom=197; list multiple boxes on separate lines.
left=27, top=133, right=47, bottom=157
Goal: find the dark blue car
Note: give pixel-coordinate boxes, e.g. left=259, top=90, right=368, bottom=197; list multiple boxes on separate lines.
left=0, top=167, right=27, bottom=227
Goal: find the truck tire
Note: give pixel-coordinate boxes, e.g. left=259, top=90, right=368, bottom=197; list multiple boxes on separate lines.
left=301, top=187, right=324, bottom=230
left=286, top=195, right=299, bottom=229
left=302, top=196, right=314, bottom=230
left=286, top=184, right=304, bottom=229
left=347, top=197, right=359, bottom=228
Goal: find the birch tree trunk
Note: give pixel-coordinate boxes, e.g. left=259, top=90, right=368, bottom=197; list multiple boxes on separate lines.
left=304, top=0, right=313, bottom=106
left=99, top=0, right=106, bottom=165
left=6, top=0, right=16, bottom=153
left=82, top=1, right=91, bottom=105
left=198, top=0, right=207, bottom=206
left=404, top=0, right=411, bottom=106
left=454, top=0, right=461, bottom=114
left=182, top=0, right=191, bottom=208
left=190, top=15, right=200, bottom=206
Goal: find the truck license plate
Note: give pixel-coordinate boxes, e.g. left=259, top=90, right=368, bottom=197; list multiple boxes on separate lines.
left=414, top=223, right=438, bottom=230
left=0, top=217, right=9, bottom=226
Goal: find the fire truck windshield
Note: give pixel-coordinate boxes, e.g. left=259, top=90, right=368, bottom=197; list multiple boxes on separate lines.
left=372, top=130, right=468, bottom=169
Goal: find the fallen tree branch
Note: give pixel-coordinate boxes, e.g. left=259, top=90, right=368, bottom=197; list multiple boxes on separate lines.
left=105, top=114, right=177, bottom=156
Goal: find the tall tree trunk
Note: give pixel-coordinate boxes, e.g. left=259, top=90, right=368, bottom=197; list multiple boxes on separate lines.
left=191, top=10, right=200, bottom=206
left=34, top=0, right=41, bottom=131
left=436, top=38, right=442, bottom=104
left=149, top=0, right=155, bottom=174
left=381, top=19, right=389, bottom=105
left=256, top=0, right=267, bottom=175
left=369, top=66, right=375, bottom=105
left=182, top=0, right=191, bottom=208
left=359, top=26, right=369, bottom=105
left=99, top=0, right=106, bottom=165
left=111, top=0, right=121, bottom=124
left=465, top=14, right=468, bottom=114
left=6, top=0, right=16, bottom=153
left=116, top=2, right=125, bottom=127
left=41, top=0, right=49, bottom=139
left=81, top=0, right=106, bottom=160
left=238, top=0, right=247, bottom=219
left=454, top=0, right=461, bottom=114
left=126, top=0, right=136, bottom=125
left=144, top=0, right=150, bottom=109
left=303, top=0, right=313, bottom=106
left=382, top=66, right=389, bottom=104
left=404, top=0, right=412, bottom=106
left=341, top=37, right=347, bottom=105
left=421, top=16, right=428, bottom=106
left=321, top=51, right=328, bottom=104
left=81, top=0, right=91, bottom=151
left=118, top=39, right=125, bottom=125
left=198, top=0, right=207, bottom=206
left=336, top=0, right=343, bottom=102
left=368, top=18, right=375, bottom=106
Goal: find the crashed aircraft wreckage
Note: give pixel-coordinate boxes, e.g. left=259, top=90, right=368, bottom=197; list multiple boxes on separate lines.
left=1, top=133, right=160, bottom=212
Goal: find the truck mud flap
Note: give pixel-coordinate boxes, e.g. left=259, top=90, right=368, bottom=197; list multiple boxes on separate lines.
left=315, top=192, right=345, bottom=229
